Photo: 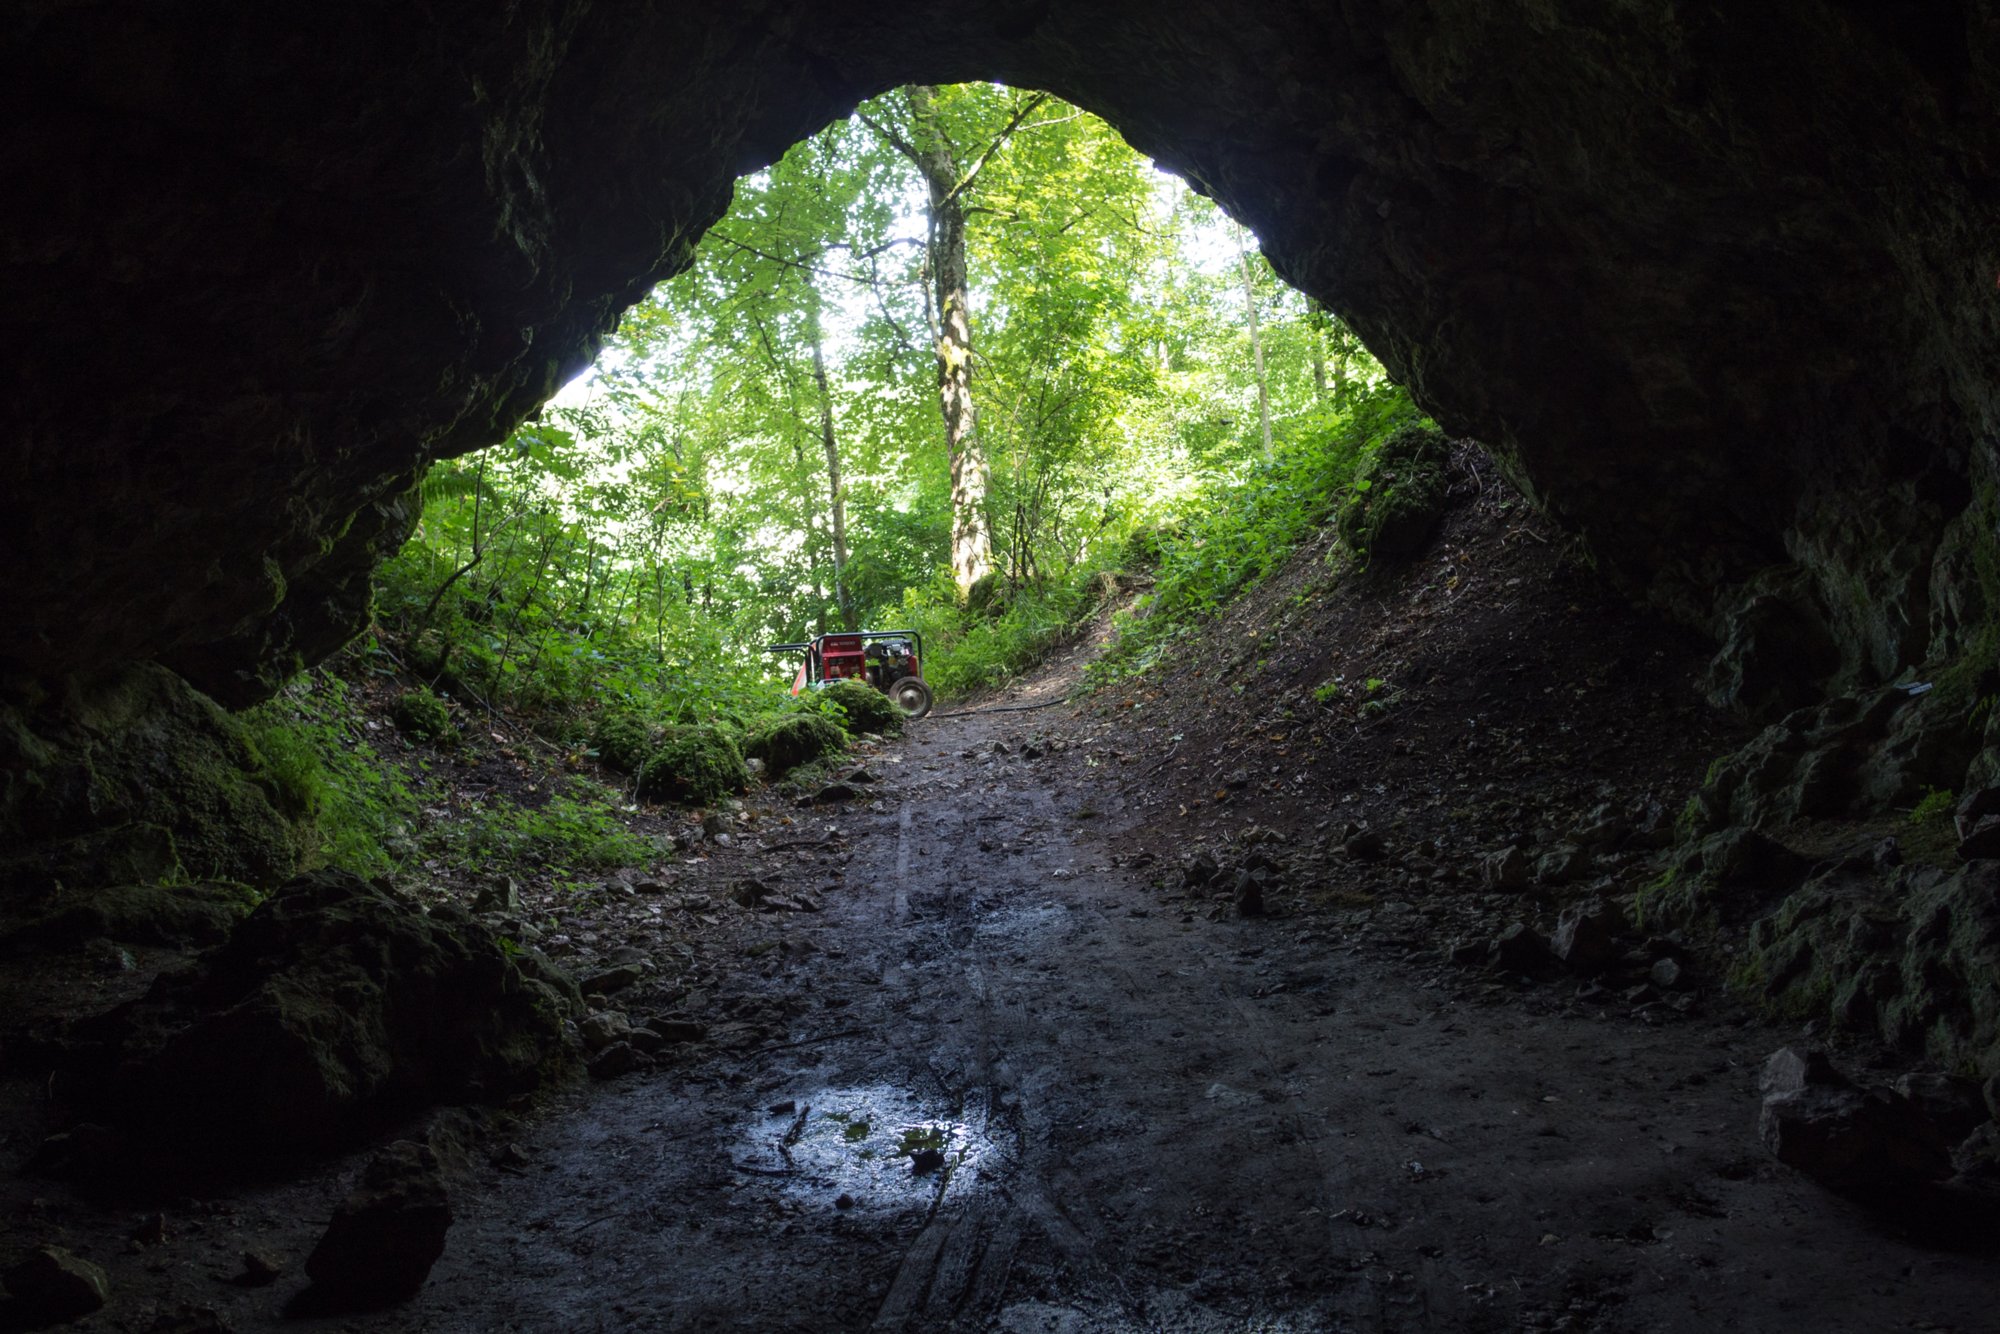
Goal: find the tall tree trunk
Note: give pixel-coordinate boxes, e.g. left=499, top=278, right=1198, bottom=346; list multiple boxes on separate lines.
left=1306, top=297, right=1330, bottom=401
left=906, top=85, right=993, bottom=597
left=808, top=304, right=856, bottom=631
left=1235, top=223, right=1273, bottom=460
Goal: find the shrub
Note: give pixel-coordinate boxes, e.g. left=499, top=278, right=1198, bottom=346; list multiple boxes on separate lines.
left=822, top=679, right=904, bottom=736
left=636, top=726, right=749, bottom=805
left=389, top=688, right=455, bottom=744
left=745, top=713, right=848, bottom=776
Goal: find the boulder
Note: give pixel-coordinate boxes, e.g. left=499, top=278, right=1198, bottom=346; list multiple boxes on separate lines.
left=1492, top=923, right=1554, bottom=974
left=1550, top=897, right=1625, bottom=976
left=2, top=1245, right=110, bottom=1324
left=743, top=713, right=847, bottom=777
left=1757, top=1047, right=1952, bottom=1203
left=67, top=870, right=578, bottom=1176
left=300, top=1141, right=452, bottom=1311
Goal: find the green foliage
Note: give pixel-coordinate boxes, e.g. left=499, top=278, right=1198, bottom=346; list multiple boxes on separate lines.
left=369, top=82, right=1403, bottom=730
left=389, top=688, right=455, bottom=744
left=744, top=712, right=849, bottom=776
left=433, top=784, right=652, bottom=883
left=636, top=726, right=750, bottom=805
left=243, top=673, right=419, bottom=878
left=820, top=679, right=904, bottom=736
left=1088, top=385, right=1424, bottom=688
left=1910, top=786, right=1956, bottom=825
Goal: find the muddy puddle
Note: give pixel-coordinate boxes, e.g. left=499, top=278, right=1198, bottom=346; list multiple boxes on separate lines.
left=733, top=1082, right=1002, bottom=1215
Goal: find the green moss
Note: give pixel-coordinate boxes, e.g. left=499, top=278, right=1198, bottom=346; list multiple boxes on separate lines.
left=821, top=679, right=903, bottom=736
left=636, top=726, right=749, bottom=806
left=389, top=688, right=455, bottom=744
left=591, top=710, right=656, bottom=774
left=1337, top=424, right=1451, bottom=562
left=744, top=713, right=848, bottom=777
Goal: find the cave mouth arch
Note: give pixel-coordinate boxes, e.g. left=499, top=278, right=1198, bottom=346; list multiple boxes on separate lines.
left=5, top=3, right=1991, bottom=713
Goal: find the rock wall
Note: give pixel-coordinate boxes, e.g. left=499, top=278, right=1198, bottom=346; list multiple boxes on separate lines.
left=3, top=2, right=1996, bottom=713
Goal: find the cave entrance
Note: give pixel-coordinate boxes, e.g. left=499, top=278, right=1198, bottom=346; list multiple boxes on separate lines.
left=381, top=83, right=1404, bottom=725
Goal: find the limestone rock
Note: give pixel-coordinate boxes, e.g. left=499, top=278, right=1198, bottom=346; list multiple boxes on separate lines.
left=1758, top=1047, right=1951, bottom=1203
left=2, top=1245, right=110, bottom=1324
left=69, top=870, right=579, bottom=1176
left=0, top=665, right=311, bottom=900
left=1550, top=897, right=1625, bottom=976
left=1743, top=860, right=2000, bottom=1073
left=301, top=1141, right=452, bottom=1310
left=1493, top=923, right=1553, bottom=974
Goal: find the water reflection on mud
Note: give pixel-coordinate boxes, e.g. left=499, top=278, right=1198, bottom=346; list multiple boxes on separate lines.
left=734, top=1082, right=1000, bottom=1212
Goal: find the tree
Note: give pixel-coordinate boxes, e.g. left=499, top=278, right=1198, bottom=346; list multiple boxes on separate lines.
left=860, top=85, right=1057, bottom=597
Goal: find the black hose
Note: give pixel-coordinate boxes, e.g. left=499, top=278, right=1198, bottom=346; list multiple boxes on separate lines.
left=927, top=697, right=1074, bottom=719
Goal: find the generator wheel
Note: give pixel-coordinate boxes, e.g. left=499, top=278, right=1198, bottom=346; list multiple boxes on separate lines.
left=888, top=676, right=933, bottom=720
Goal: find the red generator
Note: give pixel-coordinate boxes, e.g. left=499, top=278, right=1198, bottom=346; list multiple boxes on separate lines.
left=766, top=630, right=933, bottom=719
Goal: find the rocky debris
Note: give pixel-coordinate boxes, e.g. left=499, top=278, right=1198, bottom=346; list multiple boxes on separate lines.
left=1181, top=852, right=1220, bottom=889
left=1647, top=956, right=1687, bottom=991
left=1492, top=923, right=1554, bottom=973
left=1956, top=807, right=2000, bottom=861
left=1341, top=824, right=1386, bottom=860
left=578, top=1010, right=632, bottom=1052
left=581, top=961, right=644, bottom=997
left=1533, top=843, right=1595, bottom=887
left=730, top=878, right=775, bottom=909
left=1, top=1246, right=110, bottom=1325
left=230, top=1251, right=283, bottom=1288
left=1550, top=897, right=1625, bottom=975
left=1758, top=1048, right=1952, bottom=1203
left=1231, top=870, right=1265, bottom=917
left=145, top=1303, right=234, bottom=1334
left=63, top=869, right=579, bottom=1178
left=649, top=1018, right=708, bottom=1045
left=812, top=782, right=860, bottom=804
left=1480, top=846, right=1530, bottom=891
left=299, top=1141, right=452, bottom=1312
left=587, top=1042, right=641, bottom=1081
left=473, top=876, right=521, bottom=914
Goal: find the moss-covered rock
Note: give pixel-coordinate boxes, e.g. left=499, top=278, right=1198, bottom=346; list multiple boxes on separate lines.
left=822, top=679, right=903, bottom=736
left=389, top=688, right=455, bottom=744
left=744, top=713, right=847, bottom=777
left=1740, top=859, right=2000, bottom=1076
left=1683, top=686, right=1981, bottom=838
left=1337, top=425, right=1452, bottom=562
left=590, top=710, right=656, bottom=775
left=0, top=880, right=258, bottom=953
left=636, top=726, right=748, bottom=805
left=66, top=869, right=579, bottom=1175
left=0, top=665, right=313, bottom=900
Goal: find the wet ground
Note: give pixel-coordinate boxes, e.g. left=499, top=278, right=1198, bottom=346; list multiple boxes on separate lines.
left=15, top=654, right=1991, bottom=1333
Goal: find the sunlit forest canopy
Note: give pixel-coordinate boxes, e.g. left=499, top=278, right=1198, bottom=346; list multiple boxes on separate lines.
left=375, top=83, right=1406, bottom=722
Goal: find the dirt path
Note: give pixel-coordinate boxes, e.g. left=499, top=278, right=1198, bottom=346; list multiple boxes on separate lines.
left=12, top=654, right=1998, bottom=1332
left=325, top=662, right=1985, bottom=1333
